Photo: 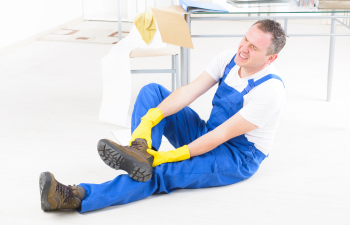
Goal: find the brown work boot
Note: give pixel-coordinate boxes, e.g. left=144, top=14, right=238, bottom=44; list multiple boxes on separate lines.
left=71, top=185, right=85, bottom=201
left=39, top=172, right=83, bottom=211
left=97, top=138, right=154, bottom=182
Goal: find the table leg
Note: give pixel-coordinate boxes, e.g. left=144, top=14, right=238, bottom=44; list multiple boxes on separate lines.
left=186, top=14, right=191, bottom=85
left=180, top=46, right=187, bottom=86
left=284, top=18, right=288, bottom=34
left=136, top=0, right=138, bottom=13
left=327, top=13, right=336, bottom=102
left=180, top=14, right=191, bottom=86
left=118, top=0, right=122, bottom=41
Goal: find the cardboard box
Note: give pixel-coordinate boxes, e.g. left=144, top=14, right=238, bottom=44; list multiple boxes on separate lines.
left=151, top=5, right=194, bottom=49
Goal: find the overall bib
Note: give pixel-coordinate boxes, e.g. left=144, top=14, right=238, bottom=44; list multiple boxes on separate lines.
left=77, top=54, right=284, bottom=213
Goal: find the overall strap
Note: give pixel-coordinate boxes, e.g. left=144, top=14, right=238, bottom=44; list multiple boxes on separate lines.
left=220, top=54, right=237, bottom=85
left=242, top=74, right=285, bottom=95
left=255, top=74, right=285, bottom=87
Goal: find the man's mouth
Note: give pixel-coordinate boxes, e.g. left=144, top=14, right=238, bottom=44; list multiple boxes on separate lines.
left=239, top=52, right=248, bottom=60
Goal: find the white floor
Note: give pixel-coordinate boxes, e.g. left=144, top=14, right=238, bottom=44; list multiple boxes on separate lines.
left=1, top=20, right=350, bottom=225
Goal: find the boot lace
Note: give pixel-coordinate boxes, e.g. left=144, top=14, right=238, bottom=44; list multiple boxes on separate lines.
left=56, top=181, right=75, bottom=204
left=130, top=140, right=142, bottom=151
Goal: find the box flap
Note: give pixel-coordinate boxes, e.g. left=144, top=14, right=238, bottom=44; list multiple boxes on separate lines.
left=151, top=6, right=194, bottom=49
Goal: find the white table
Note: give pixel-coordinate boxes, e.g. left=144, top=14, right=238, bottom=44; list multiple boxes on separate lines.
left=180, top=4, right=350, bottom=102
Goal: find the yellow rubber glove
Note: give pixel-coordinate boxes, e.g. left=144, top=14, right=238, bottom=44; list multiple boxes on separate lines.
left=129, top=108, right=163, bottom=149
left=133, top=7, right=156, bottom=45
left=146, top=145, right=191, bottom=167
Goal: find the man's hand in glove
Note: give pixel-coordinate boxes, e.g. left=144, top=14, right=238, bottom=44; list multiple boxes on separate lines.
left=130, top=108, right=163, bottom=149
left=146, top=145, right=191, bottom=167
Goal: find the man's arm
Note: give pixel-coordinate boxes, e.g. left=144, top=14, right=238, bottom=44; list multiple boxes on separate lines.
left=157, top=71, right=217, bottom=118
left=129, top=71, right=217, bottom=148
left=147, top=111, right=258, bottom=167
left=188, top=112, right=258, bottom=157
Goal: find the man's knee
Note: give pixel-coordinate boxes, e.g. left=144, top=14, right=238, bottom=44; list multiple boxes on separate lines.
left=139, top=83, right=162, bottom=96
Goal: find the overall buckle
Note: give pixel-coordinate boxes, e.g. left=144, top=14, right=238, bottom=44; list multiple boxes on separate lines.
left=244, top=80, right=255, bottom=94
left=224, top=66, right=232, bottom=76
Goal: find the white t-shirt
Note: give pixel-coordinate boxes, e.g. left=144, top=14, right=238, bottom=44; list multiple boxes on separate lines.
left=205, top=49, right=286, bottom=156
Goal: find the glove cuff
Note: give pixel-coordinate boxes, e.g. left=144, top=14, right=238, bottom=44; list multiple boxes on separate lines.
left=167, top=145, right=190, bottom=163
left=141, top=108, right=163, bottom=127
left=177, top=145, right=191, bottom=160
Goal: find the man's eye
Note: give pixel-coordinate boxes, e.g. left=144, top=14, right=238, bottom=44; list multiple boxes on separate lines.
left=253, top=46, right=257, bottom=50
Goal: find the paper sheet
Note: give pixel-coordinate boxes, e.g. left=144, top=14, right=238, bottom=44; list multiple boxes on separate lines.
left=112, top=129, right=174, bottom=152
left=99, top=23, right=166, bottom=128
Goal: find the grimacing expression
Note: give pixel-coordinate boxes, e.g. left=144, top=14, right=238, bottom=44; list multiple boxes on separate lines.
left=234, top=24, right=275, bottom=70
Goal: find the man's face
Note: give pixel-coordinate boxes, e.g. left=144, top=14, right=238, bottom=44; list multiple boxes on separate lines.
left=235, top=24, right=276, bottom=70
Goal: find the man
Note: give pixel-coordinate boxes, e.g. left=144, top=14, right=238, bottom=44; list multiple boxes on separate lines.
left=39, top=19, right=287, bottom=213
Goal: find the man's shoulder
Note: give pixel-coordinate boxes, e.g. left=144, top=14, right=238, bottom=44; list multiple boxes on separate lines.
left=250, top=66, right=285, bottom=97
left=268, top=65, right=282, bottom=78
left=254, top=65, right=284, bottom=87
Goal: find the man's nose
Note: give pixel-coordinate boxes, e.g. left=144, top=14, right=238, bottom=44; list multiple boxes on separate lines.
left=241, top=43, right=249, bottom=52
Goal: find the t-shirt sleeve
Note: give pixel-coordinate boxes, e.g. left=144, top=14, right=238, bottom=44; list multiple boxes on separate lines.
left=205, top=50, right=235, bottom=82
left=239, top=81, right=285, bottom=128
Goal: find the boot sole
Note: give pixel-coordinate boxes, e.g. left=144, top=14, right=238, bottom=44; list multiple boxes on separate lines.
left=39, top=172, right=52, bottom=211
left=97, top=139, right=152, bottom=182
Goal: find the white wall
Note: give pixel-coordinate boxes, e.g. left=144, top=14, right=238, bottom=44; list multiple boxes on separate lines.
left=0, top=0, right=83, bottom=49
left=83, top=0, right=176, bottom=22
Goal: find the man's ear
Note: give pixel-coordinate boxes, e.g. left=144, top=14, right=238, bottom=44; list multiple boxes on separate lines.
left=267, top=54, right=278, bottom=65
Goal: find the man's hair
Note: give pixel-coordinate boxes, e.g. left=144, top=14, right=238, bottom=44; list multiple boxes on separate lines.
left=252, top=19, right=287, bottom=55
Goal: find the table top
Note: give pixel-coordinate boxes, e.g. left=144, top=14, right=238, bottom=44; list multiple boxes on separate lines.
left=192, top=1, right=350, bottom=14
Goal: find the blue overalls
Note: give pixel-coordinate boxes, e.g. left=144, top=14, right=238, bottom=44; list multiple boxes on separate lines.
left=77, top=54, right=284, bottom=213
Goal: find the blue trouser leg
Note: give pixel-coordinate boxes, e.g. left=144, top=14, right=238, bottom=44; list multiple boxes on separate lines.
left=77, top=83, right=210, bottom=213
left=77, top=83, right=262, bottom=213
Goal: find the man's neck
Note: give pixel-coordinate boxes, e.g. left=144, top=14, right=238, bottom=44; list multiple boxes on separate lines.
left=239, top=65, right=269, bottom=79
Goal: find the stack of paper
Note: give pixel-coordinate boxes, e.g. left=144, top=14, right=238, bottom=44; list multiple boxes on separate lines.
left=227, top=0, right=290, bottom=8
left=179, top=0, right=228, bottom=12
left=228, top=0, right=289, bottom=3
left=289, top=0, right=318, bottom=9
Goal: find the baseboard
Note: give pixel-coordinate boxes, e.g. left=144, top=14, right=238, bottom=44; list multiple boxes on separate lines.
left=0, top=16, right=84, bottom=58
